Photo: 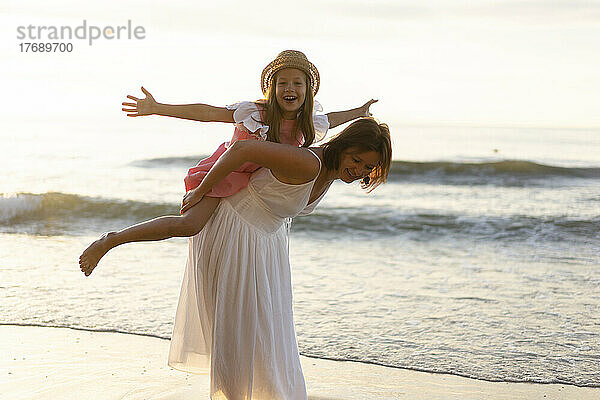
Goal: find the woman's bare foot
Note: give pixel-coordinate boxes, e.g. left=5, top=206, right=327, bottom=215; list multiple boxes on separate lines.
left=79, top=232, right=115, bottom=276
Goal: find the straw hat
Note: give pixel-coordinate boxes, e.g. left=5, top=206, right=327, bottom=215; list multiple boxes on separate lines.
left=261, top=50, right=320, bottom=96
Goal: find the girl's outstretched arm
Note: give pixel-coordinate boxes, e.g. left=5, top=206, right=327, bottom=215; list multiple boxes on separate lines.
left=122, top=86, right=235, bottom=123
left=181, top=141, right=319, bottom=213
left=325, top=99, right=378, bottom=129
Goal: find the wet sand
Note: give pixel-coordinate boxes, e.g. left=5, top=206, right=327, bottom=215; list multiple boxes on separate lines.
left=2, top=325, right=597, bottom=399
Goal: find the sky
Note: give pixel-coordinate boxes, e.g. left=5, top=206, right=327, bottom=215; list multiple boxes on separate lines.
left=1, top=0, right=600, bottom=128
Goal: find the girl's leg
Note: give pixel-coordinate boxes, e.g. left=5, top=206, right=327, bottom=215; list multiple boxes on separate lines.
left=79, top=196, right=220, bottom=276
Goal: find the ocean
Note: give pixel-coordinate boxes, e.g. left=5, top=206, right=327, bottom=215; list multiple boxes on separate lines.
left=1, top=119, right=599, bottom=387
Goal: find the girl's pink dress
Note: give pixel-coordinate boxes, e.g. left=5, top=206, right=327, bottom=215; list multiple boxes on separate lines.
left=184, top=101, right=329, bottom=197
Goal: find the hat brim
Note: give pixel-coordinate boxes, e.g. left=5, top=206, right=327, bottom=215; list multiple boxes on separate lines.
left=261, top=57, right=320, bottom=96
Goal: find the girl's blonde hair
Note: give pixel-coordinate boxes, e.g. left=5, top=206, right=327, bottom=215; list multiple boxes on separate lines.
left=259, top=70, right=316, bottom=147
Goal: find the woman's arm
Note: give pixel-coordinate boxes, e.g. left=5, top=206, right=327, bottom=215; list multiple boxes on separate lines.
left=180, top=141, right=320, bottom=213
left=325, top=99, right=378, bottom=129
left=122, top=87, right=235, bottom=123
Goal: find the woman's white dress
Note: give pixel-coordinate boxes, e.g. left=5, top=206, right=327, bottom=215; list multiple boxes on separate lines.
left=168, top=151, right=325, bottom=400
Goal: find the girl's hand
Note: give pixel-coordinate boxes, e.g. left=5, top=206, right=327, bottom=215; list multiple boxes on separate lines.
left=181, top=188, right=204, bottom=214
left=359, top=99, right=378, bottom=117
left=122, top=87, right=157, bottom=117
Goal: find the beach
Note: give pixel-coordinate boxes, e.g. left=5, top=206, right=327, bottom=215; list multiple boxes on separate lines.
left=2, top=121, right=600, bottom=390
left=3, top=324, right=598, bottom=400
left=3, top=1, right=600, bottom=398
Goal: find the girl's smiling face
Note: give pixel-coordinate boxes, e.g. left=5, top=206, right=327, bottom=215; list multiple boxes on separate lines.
left=275, top=68, right=307, bottom=119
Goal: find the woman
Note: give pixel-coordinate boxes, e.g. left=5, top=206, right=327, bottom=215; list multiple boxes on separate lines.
left=168, top=117, right=391, bottom=400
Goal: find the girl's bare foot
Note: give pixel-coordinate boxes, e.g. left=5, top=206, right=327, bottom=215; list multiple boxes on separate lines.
left=79, top=232, right=114, bottom=276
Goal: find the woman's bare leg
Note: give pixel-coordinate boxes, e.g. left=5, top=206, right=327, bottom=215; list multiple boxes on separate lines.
left=79, top=197, right=220, bottom=276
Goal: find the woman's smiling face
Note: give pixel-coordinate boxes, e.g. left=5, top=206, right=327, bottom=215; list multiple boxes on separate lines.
left=338, top=148, right=380, bottom=183
left=275, top=68, right=307, bottom=119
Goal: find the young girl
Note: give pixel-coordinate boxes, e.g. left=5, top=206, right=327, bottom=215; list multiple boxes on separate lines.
left=79, top=50, right=377, bottom=275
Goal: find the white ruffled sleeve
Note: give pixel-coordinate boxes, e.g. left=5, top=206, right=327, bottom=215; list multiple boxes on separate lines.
left=225, top=101, right=329, bottom=142
left=312, top=100, right=330, bottom=142
left=225, top=101, right=269, bottom=140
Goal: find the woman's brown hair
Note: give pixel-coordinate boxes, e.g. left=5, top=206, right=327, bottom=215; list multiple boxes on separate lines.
left=322, top=118, right=392, bottom=191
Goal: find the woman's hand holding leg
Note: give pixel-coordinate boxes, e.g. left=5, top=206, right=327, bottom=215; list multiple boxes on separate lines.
left=181, top=188, right=204, bottom=214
